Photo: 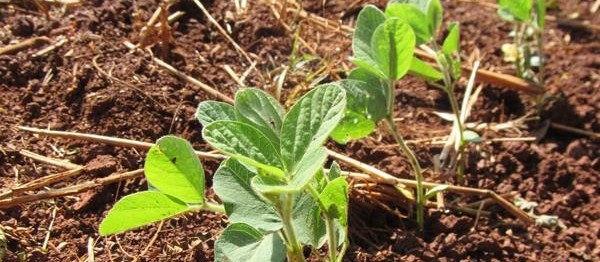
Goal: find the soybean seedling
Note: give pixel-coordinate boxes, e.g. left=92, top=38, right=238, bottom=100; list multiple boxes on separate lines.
left=199, top=85, right=349, bottom=262
left=386, top=0, right=487, bottom=183
left=496, top=0, right=548, bottom=112
left=331, top=2, right=430, bottom=229
left=333, top=0, right=480, bottom=229
left=497, top=0, right=546, bottom=85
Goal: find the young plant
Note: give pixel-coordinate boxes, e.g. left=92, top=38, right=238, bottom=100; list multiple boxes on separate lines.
left=331, top=2, right=428, bottom=229
left=497, top=0, right=546, bottom=85
left=497, top=0, right=548, bottom=112
left=199, top=86, right=349, bottom=262
left=99, top=135, right=225, bottom=236
left=332, top=0, right=479, bottom=229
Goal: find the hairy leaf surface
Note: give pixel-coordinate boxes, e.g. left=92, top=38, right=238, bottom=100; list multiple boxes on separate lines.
left=213, top=159, right=282, bottom=232
left=371, top=19, right=416, bottom=80
left=203, top=121, right=285, bottom=178
left=215, top=223, right=286, bottom=262
left=235, top=88, right=285, bottom=148
left=280, top=84, right=346, bottom=172
left=196, top=101, right=236, bottom=126
left=352, top=5, right=387, bottom=78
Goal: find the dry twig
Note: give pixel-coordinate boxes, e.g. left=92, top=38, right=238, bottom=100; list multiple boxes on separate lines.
left=16, top=126, right=533, bottom=224
left=0, top=37, right=51, bottom=56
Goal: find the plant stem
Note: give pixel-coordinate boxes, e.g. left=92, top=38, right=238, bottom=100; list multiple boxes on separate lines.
left=384, top=117, right=424, bottom=230
left=325, top=214, right=337, bottom=262
left=280, top=194, right=305, bottom=262
left=306, top=185, right=337, bottom=261
left=514, top=23, right=525, bottom=79
left=202, top=201, right=226, bottom=213
left=445, top=88, right=466, bottom=184
left=430, top=41, right=466, bottom=183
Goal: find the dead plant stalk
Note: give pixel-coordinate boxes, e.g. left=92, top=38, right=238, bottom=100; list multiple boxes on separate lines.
left=16, top=126, right=533, bottom=224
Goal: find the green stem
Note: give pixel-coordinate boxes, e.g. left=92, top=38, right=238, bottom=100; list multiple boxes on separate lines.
left=536, top=28, right=545, bottom=86
left=202, top=201, right=226, bottom=213
left=514, top=23, right=525, bottom=78
left=430, top=41, right=466, bottom=183
left=445, top=88, right=466, bottom=184
left=189, top=201, right=226, bottom=213
left=307, top=185, right=337, bottom=262
left=280, top=194, right=305, bottom=262
left=324, top=214, right=337, bottom=262
left=384, top=116, right=424, bottom=230
left=336, top=237, right=348, bottom=262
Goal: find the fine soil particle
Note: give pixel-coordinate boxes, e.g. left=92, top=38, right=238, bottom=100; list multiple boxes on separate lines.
left=0, top=0, right=598, bottom=261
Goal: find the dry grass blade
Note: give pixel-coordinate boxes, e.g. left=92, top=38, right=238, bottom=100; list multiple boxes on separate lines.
left=327, top=150, right=533, bottom=224
left=19, top=149, right=82, bottom=170
left=0, top=167, right=85, bottom=200
left=0, top=169, right=144, bottom=209
left=18, top=126, right=226, bottom=159
left=0, top=36, right=51, bottom=56
left=17, top=126, right=532, bottom=224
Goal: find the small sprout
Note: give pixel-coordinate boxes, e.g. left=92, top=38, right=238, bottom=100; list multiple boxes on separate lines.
left=496, top=0, right=547, bottom=86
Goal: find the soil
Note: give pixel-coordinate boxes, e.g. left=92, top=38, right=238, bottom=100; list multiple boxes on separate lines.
left=0, top=0, right=598, bottom=261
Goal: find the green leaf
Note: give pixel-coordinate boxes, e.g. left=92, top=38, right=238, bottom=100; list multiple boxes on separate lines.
left=424, top=184, right=448, bottom=200
left=293, top=191, right=327, bottom=247
left=213, top=159, right=282, bottom=232
left=497, top=0, right=532, bottom=22
left=145, top=136, right=205, bottom=203
left=352, top=5, right=387, bottom=78
left=253, top=147, right=328, bottom=194
left=203, top=121, right=285, bottom=178
left=196, top=101, right=236, bottom=127
left=388, top=0, right=443, bottom=33
left=328, top=161, right=342, bottom=181
left=462, top=130, right=483, bottom=143
left=371, top=19, right=416, bottom=80
left=280, top=84, right=346, bottom=172
left=442, top=22, right=460, bottom=55
left=347, top=69, right=389, bottom=121
left=536, top=0, right=546, bottom=29
left=330, top=111, right=375, bottom=144
left=426, top=0, right=443, bottom=33
left=99, top=191, right=189, bottom=236
left=385, top=4, right=432, bottom=45
left=330, top=77, right=387, bottom=144
left=408, top=57, right=443, bottom=81
left=234, top=88, right=285, bottom=149
left=319, top=177, right=349, bottom=227
left=215, top=223, right=286, bottom=262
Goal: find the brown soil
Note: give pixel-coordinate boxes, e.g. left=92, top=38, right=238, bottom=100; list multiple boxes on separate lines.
left=0, top=0, right=598, bottom=261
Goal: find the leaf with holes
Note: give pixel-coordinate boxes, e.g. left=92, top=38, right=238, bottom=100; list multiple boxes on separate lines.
left=144, top=136, right=205, bottom=203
